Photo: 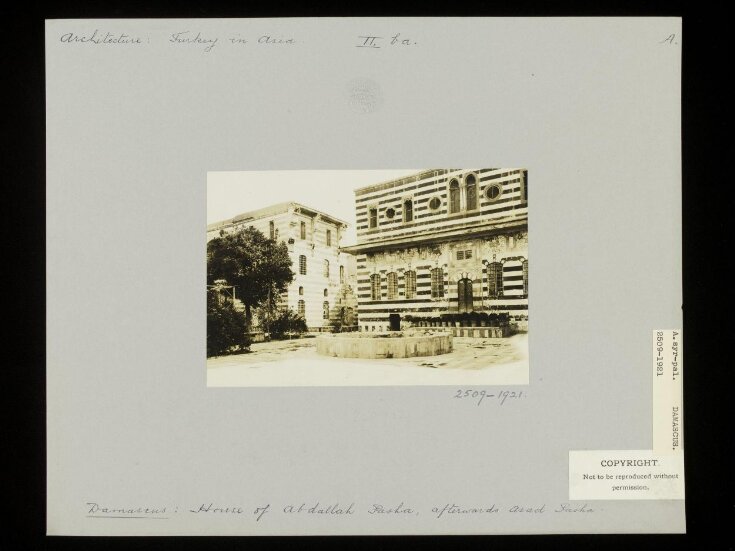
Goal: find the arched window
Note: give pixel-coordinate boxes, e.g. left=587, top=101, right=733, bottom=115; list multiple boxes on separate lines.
left=431, top=268, right=444, bottom=298
left=522, top=259, right=529, bottom=296
left=339, top=264, right=345, bottom=283
left=404, top=270, right=416, bottom=299
left=297, top=300, right=305, bottom=317
left=465, top=174, right=477, bottom=210
left=449, top=180, right=460, bottom=213
left=323, top=259, right=329, bottom=278
left=323, top=288, right=328, bottom=297
left=269, top=220, right=275, bottom=239
left=487, top=261, right=503, bottom=298
left=299, top=255, right=307, bottom=275
left=300, top=221, right=306, bottom=240
left=386, top=272, right=398, bottom=299
left=403, top=199, right=413, bottom=222
left=370, top=274, right=381, bottom=300
left=323, top=301, right=330, bottom=319
left=298, top=286, right=304, bottom=295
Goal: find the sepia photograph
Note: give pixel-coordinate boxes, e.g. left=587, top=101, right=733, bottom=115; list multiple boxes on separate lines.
left=207, top=169, right=529, bottom=386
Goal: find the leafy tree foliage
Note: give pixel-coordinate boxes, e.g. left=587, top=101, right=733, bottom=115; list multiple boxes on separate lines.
left=206, top=291, right=251, bottom=357
left=207, top=226, right=295, bottom=327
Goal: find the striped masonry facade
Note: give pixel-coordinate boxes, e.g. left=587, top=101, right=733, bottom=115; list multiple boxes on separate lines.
left=346, top=169, right=528, bottom=333
left=355, top=168, right=527, bottom=242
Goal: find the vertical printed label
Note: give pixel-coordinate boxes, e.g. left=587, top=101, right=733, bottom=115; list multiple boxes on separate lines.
left=653, top=330, right=683, bottom=454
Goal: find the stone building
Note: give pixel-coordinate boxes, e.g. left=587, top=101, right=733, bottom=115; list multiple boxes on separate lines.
left=207, top=202, right=357, bottom=331
left=341, top=169, right=528, bottom=333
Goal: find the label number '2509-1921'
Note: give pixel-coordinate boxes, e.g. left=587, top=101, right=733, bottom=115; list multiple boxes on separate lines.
left=656, top=331, right=664, bottom=376
left=453, top=389, right=525, bottom=406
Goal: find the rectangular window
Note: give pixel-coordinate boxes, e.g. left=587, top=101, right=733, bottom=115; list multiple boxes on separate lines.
left=269, top=220, right=275, bottom=239
left=488, top=262, right=503, bottom=298
left=386, top=272, right=397, bottom=299
left=431, top=268, right=444, bottom=298
left=300, top=221, right=306, bottom=240
left=326, top=229, right=332, bottom=247
left=404, top=271, right=416, bottom=299
left=370, top=274, right=381, bottom=300
left=299, top=255, right=307, bottom=275
left=369, top=208, right=378, bottom=229
left=457, top=250, right=472, bottom=260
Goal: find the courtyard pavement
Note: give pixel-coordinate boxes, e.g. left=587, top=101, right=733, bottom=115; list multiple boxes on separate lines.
left=207, top=334, right=529, bottom=387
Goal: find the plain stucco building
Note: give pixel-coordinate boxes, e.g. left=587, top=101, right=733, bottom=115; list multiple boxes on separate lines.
left=207, top=202, right=357, bottom=331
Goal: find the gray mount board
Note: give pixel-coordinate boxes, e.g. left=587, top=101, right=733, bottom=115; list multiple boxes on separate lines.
left=46, top=17, right=683, bottom=535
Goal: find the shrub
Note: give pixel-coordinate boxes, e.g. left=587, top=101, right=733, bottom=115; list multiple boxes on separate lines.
left=268, top=309, right=308, bottom=339
left=207, top=294, right=251, bottom=357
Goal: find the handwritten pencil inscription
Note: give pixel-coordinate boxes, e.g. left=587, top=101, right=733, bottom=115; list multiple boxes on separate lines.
left=60, top=30, right=143, bottom=45
left=356, top=34, right=417, bottom=48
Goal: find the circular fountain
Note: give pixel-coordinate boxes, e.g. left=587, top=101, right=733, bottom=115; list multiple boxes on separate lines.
left=316, top=330, right=453, bottom=359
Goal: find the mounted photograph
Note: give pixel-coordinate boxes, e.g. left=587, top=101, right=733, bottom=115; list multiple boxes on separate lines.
left=206, top=169, right=529, bottom=386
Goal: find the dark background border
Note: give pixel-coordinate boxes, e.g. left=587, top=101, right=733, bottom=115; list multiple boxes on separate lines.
left=7, top=2, right=731, bottom=550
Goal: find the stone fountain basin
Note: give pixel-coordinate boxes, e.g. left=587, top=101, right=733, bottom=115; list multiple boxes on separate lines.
left=316, top=331, right=453, bottom=359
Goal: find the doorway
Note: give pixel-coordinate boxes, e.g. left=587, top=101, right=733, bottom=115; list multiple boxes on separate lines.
left=388, top=313, right=401, bottom=331
left=457, top=278, right=474, bottom=313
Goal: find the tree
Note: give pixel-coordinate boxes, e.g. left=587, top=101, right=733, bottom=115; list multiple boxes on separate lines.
left=207, top=226, right=295, bottom=328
